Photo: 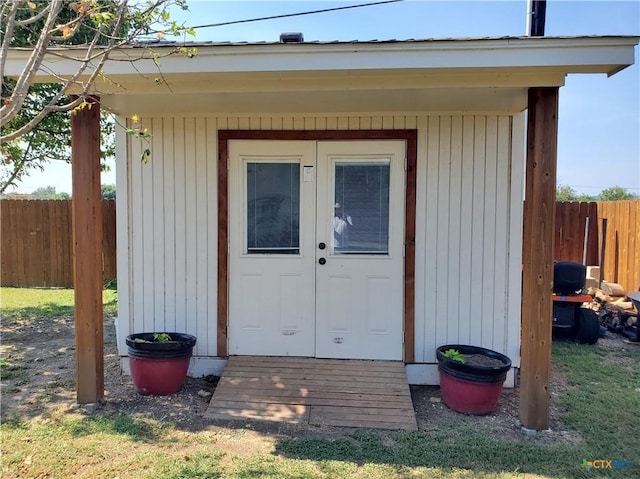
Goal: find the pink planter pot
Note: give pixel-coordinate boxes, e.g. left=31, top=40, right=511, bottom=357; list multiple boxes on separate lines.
left=126, top=333, right=196, bottom=396
left=129, top=356, right=191, bottom=395
left=438, top=371, right=506, bottom=415
left=436, top=344, right=511, bottom=415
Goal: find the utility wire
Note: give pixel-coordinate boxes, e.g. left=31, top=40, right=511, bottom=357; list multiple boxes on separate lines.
left=190, top=0, right=404, bottom=30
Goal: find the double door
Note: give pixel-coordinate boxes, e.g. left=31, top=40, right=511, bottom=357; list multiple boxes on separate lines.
left=228, top=140, right=405, bottom=360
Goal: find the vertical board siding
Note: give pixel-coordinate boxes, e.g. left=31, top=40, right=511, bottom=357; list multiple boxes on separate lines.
left=120, top=114, right=522, bottom=368
left=415, top=114, right=522, bottom=364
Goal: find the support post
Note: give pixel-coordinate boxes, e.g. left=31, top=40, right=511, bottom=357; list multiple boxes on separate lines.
left=520, top=87, right=558, bottom=430
left=71, top=97, right=104, bottom=403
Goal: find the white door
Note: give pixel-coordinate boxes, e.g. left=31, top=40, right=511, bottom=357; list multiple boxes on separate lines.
left=228, top=140, right=405, bottom=360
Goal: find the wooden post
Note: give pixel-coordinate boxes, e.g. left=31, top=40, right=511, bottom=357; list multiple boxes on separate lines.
left=71, top=97, right=104, bottom=403
left=520, top=87, right=558, bottom=430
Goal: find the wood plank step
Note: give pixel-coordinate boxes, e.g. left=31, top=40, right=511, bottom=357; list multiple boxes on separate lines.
left=207, top=357, right=416, bottom=430
left=221, top=370, right=408, bottom=379
left=211, top=388, right=413, bottom=402
left=209, top=395, right=414, bottom=409
left=229, top=356, right=404, bottom=370
left=223, top=366, right=407, bottom=380
left=219, top=377, right=409, bottom=391
left=310, top=405, right=416, bottom=418
left=205, top=403, right=310, bottom=423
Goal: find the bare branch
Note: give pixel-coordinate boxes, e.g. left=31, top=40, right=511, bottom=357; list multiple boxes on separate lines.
left=0, top=0, right=22, bottom=78
left=1, top=0, right=64, bottom=127
left=1, top=1, right=130, bottom=144
left=14, top=2, right=51, bottom=27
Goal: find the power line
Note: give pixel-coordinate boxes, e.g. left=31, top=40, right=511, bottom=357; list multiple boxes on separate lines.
left=190, top=0, right=404, bottom=30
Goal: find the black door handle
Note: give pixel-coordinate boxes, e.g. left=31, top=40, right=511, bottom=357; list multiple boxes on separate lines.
left=318, top=257, right=326, bottom=265
left=318, top=242, right=326, bottom=250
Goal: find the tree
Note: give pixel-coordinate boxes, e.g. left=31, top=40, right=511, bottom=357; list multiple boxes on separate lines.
left=32, top=185, right=70, bottom=199
left=1, top=0, right=196, bottom=189
left=556, top=184, right=578, bottom=202
left=101, top=183, right=116, bottom=199
left=598, top=186, right=637, bottom=201
left=556, top=184, right=597, bottom=202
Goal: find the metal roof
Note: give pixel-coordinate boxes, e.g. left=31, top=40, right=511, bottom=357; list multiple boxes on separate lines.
left=12, top=34, right=637, bottom=50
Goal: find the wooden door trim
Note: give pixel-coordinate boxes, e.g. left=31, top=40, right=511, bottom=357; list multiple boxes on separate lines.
left=218, top=130, right=417, bottom=363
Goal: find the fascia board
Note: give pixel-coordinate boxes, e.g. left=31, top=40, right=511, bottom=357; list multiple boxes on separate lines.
left=4, top=36, right=637, bottom=81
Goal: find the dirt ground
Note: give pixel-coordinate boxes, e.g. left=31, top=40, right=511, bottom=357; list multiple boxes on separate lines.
left=0, top=310, right=600, bottom=445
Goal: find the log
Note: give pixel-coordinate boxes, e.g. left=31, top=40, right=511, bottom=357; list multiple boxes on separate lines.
left=601, top=281, right=626, bottom=297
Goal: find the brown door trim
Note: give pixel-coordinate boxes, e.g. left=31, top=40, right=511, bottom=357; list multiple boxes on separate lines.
left=218, top=130, right=417, bottom=362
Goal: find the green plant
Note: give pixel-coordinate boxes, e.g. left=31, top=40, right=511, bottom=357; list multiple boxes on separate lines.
left=132, top=333, right=173, bottom=343
left=153, top=333, right=172, bottom=342
left=441, top=348, right=466, bottom=363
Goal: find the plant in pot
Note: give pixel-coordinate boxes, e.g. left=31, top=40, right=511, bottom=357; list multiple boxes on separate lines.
left=126, top=332, right=197, bottom=395
left=436, top=344, right=512, bottom=415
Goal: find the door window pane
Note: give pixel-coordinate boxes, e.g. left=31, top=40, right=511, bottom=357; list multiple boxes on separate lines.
left=333, top=161, right=390, bottom=254
left=247, top=162, right=300, bottom=254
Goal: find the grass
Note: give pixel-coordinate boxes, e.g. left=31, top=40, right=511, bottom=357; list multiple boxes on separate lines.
left=0, top=286, right=117, bottom=321
left=1, top=288, right=638, bottom=478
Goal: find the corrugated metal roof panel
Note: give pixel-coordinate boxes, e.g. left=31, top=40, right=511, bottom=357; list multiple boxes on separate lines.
left=127, top=35, right=637, bottom=48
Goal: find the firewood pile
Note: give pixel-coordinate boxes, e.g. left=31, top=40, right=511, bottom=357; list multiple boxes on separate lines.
left=586, top=281, right=639, bottom=342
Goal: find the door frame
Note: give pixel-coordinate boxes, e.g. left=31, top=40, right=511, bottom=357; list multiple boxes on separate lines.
left=217, top=130, right=418, bottom=362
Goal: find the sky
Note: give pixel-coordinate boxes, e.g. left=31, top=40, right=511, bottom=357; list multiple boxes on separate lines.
left=10, top=0, right=640, bottom=196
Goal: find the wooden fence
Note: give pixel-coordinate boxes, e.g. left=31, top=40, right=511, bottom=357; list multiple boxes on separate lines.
left=0, top=199, right=116, bottom=287
left=554, top=201, right=599, bottom=265
left=554, top=200, right=639, bottom=292
left=597, top=200, right=639, bottom=292
left=1, top=198, right=637, bottom=291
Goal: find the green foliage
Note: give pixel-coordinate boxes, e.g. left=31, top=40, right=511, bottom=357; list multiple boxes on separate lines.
left=2, top=0, right=196, bottom=190
left=557, top=184, right=637, bottom=202
left=555, top=184, right=596, bottom=202
left=101, top=183, right=116, bottom=199
left=598, top=186, right=637, bottom=201
left=441, top=348, right=466, bottom=363
left=153, top=333, right=172, bottom=342
left=31, top=185, right=70, bottom=199
left=1, top=0, right=119, bottom=193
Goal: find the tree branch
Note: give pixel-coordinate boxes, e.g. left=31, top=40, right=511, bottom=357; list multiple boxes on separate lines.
left=1, top=0, right=64, bottom=127
left=14, top=2, right=51, bottom=27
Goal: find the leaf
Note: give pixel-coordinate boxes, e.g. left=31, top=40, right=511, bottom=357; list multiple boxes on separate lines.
left=60, top=25, right=73, bottom=39
left=27, top=1, right=37, bottom=10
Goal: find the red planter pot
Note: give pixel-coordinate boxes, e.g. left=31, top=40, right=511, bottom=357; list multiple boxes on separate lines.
left=436, top=344, right=511, bottom=415
left=126, top=333, right=196, bottom=396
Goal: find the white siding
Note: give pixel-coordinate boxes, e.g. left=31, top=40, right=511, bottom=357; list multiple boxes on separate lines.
left=117, top=114, right=524, bottom=373
left=414, top=114, right=523, bottom=366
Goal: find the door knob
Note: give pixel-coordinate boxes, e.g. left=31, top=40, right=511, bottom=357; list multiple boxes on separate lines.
left=318, top=257, right=326, bottom=265
left=318, top=242, right=326, bottom=250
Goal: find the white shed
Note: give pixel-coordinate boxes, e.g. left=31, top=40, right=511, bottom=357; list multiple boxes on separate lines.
left=6, top=34, right=637, bottom=428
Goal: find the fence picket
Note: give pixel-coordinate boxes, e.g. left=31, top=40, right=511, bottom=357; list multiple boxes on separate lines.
left=0, top=199, right=115, bottom=287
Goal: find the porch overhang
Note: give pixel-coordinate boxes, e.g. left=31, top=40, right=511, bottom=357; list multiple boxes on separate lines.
left=5, top=36, right=637, bottom=115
